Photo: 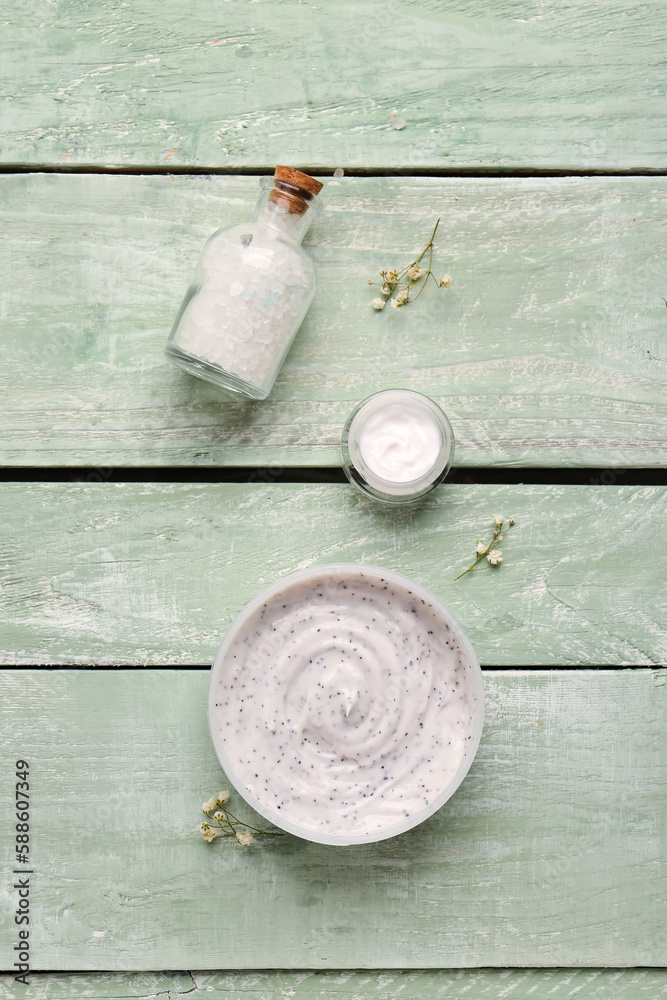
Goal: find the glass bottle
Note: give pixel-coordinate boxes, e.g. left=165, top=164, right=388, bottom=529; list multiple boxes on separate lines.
left=165, top=166, right=323, bottom=400
left=341, top=389, right=455, bottom=505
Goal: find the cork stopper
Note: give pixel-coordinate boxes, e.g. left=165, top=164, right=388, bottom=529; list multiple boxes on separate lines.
left=269, top=165, right=324, bottom=215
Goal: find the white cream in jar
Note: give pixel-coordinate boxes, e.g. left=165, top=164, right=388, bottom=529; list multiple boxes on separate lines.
left=208, top=565, right=484, bottom=845
left=358, top=402, right=442, bottom=482
left=341, top=390, right=454, bottom=504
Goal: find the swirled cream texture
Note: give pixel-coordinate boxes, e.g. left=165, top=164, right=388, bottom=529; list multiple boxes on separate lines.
left=358, top=402, right=442, bottom=483
left=211, top=569, right=481, bottom=840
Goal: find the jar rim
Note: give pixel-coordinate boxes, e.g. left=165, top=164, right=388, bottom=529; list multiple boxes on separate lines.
left=341, top=389, right=455, bottom=503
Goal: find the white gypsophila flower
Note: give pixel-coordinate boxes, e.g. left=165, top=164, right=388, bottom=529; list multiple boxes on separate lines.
left=213, top=811, right=224, bottom=821
left=493, top=514, right=504, bottom=526
left=390, top=297, right=402, bottom=310
left=200, top=823, right=219, bottom=842
left=487, top=550, right=503, bottom=566
left=439, top=274, right=453, bottom=287
left=381, top=282, right=392, bottom=296
left=371, top=297, right=386, bottom=311
left=236, top=831, right=254, bottom=846
left=475, top=540, right=487, bottom=555
left=216, top=791, right=230, bottom=805
left=407, top=265, right=423, bottom=282
left=202, top=796, right=218, bottom=815
left=396, top=289, right=409, bottom=305
left=385, top=269, right=398, bottom=283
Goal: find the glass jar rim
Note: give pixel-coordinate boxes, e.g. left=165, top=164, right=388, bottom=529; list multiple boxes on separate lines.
left=343, top=389, right=454, bottom=500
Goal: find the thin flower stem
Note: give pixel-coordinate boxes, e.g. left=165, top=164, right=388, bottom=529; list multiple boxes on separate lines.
left=224, top=809, right=264, bottom=834
left=202, top=792, right=285, bottom=844
left=212, top=805, right=284, bottom=838
left=370, top=218, right=445, bottom=308
left=415, top=218, right=440, bottom=264
left=408, top=219, right=439, bottom=301
left=454, top=519, right=514, bottom=581
left=453, top=549, right=492, bottom=581
left=409, top=277, right=429, bottom=302
left=221, top=809, right=242, bottom=825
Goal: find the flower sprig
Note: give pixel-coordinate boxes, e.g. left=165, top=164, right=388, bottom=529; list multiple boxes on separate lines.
left=455, top=515, right=516, bottom=581
left=369, top=218, right=452, bottom=311
left=199, top=791, right=283, bottom=846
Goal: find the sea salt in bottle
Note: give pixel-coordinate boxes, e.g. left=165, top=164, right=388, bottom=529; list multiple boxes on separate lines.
left=341, top=389, right=454, bottom=504
left=165, top=166, right=323, bottom=400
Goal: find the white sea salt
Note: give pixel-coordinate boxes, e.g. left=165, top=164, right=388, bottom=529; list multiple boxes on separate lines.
left=166, top=167, right=323, bottom=399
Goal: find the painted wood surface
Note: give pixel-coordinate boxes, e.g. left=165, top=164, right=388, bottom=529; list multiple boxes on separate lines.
left=0, top=668, right=665, bottom=970
left=1, top=0, right=666, bottom=171
left=2, top=969, right=667, bottom=1000
left=1, top=482, right=665, bottom=667
left=2, top=174, right=666, bottom=469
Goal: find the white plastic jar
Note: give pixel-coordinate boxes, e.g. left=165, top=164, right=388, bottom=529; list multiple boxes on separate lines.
left=341, top=389, right=454, bottom=504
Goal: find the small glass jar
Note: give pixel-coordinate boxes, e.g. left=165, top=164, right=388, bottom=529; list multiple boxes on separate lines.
left=165, top=166, right=323, bottom=400
left=341, top=389, right=454, bottom=504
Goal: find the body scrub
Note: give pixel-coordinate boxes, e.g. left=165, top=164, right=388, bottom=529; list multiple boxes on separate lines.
left=342, top=390, right=454, bottom=504
left=208, top=564, right=484, bottom=845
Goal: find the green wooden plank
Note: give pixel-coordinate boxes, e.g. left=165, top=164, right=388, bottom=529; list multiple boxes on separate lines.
left=0, top=975, right=188, bottom=1000
left=0, top=482, right=665, bottom=667
left=3, top=969, right=667, bottom=999
left=1, top=0, right=666, bottom=171
left=1, top=174, right=666, bottom=468
left=0, top=668, right=665, bottom=969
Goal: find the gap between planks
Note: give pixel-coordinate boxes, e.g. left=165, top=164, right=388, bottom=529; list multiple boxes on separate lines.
left=2, top=165, right=667, bottom=178
left=1, top=467, right=666, bottom=486
left=2, top=664, right=663, bottom=672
